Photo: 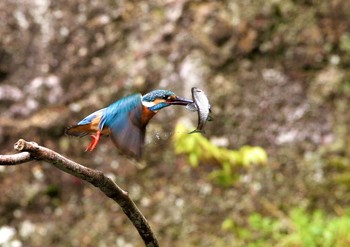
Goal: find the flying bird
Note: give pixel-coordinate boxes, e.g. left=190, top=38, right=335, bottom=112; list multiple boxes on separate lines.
left=65, top=89, right=192, bottom=159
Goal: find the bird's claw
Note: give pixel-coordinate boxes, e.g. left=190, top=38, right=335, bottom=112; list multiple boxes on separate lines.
left=85, top=131, right=101, bottom=152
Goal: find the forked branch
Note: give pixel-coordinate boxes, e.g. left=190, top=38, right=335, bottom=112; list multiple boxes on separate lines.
left=0, top=139, right=158, bottom=247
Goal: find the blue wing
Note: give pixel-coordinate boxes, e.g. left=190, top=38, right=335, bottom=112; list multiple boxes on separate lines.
left=77, top=108, right=106, bottom=126
left=103, top=93, right=145, bottom=159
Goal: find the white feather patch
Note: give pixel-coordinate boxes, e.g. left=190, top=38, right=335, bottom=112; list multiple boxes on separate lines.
left=142, top=101, right=156, bottom=107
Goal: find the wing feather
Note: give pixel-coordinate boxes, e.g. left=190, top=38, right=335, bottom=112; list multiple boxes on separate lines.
left=104, top=94, right=145, bottom=159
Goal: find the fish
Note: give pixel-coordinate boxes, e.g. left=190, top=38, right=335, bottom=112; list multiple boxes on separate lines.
left=186, top=87, right=212, bottom=134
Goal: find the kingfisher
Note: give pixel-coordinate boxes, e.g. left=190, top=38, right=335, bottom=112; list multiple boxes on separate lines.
left=65, top=89, right=192, bottom=159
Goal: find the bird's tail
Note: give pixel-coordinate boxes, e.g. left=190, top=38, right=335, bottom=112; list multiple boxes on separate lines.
left=65, top=125, right=90, bottom=137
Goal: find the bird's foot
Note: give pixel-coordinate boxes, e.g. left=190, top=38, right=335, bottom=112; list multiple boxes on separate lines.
left=85, top=131, right=101, bottom=152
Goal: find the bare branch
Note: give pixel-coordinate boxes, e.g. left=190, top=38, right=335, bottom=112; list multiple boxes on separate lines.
left=0, top=139, right=159, bottom=247
left=0, top=152, right=32, bottom=165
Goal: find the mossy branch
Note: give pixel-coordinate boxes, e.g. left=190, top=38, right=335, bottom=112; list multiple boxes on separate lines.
left=0, top=139, right=158, bottom=247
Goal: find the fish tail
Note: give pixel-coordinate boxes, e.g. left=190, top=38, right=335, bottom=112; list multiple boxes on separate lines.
left=188, top=129, right=205, bottom=134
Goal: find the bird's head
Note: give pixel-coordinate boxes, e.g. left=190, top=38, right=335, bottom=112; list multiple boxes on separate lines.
left=142, top=89, right=193, bottom=112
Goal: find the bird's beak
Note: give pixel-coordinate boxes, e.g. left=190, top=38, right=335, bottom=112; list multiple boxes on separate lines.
left=167, top=95, right=193, bottom=106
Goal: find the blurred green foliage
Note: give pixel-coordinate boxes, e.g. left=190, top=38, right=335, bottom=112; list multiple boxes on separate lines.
left=326, top=155, right=350, bottom=188
left=222, top=208, right=350, bottom=247
left=173, top=123, right=267, bottom=186
left=340, top=33, right=350, bottom=53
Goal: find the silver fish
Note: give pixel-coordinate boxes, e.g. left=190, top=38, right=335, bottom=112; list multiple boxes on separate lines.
left=186, top=87, right=212, bottom=134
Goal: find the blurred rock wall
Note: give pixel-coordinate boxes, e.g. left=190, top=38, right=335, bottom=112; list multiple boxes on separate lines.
left=1, top=0, right=350, bottom=246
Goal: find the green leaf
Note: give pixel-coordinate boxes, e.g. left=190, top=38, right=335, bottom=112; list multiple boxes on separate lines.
left=189, top=153, right=199, bottom=167
left=221, top=218, right=235, bottom=231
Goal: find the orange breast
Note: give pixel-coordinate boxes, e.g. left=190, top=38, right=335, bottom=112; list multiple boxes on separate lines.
left=141, top=106, right=156, bottom=126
